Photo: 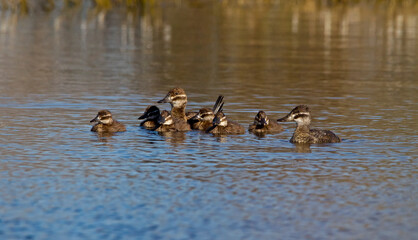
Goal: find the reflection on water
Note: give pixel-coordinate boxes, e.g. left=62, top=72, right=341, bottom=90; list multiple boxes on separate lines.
left=0, top=1, right=417, bottom=240
left=294, top=143, right=312, bottom=153
left=158, top=131, right=187, bottom=144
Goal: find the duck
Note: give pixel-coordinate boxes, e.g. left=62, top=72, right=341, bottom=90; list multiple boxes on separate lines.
left=158, top=87, right=191, bottom=131
left=249, top=110, right=284, bottom=133
left=206, top=102, right=245, bottom=135
left=277, top=105, right=341, bottom=144
left=90, top=110, right=126, bottom=133
left=189, top=108, right=214, bottom=131
left=138, top=105, right=160, bottom=129
left=189, top=95, right=224, bottom=131
left=153, top=110, right=176, bottom=132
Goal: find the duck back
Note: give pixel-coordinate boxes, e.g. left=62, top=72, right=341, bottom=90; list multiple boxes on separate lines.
left=91, top=120, right=126, bottom=133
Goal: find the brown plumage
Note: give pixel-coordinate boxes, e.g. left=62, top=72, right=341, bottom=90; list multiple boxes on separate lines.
left=138, top=105, right=160, bottom=129
left=190, top=108, right=214, bottom=130
left=206, top=111, right=245, bottom=135
left=189, top=95, right=225, bottom=131
left=158, top=87, right=191, bottom=131
left=90, top=110, right=126, bottom=133
left=249, top=111, right=284, bottom=133
left=153, top=110, right=176, bottom=132
left=277, top=105, right=341, bottom=144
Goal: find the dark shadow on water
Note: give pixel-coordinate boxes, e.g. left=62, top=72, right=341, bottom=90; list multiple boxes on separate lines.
left=252, top=132, right=267, bottom=139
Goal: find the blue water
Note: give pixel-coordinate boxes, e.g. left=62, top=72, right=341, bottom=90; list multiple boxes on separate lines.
left=0, top=1, right=417, bottom=239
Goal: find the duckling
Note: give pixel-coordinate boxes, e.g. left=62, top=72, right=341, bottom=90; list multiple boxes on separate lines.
left=154, top=110, right=176, bottom=132
left=186, top=111, right=198, bottom=121
left=206, top=102, right=245, bottom=135
left=158, top=87, right=191, bottom=131
left=189, top=95, right=224, bottom=131
left=249, top=110, right=284, bottom=133
left=90, top=110, right=126, bottom=133
left=277, top=105, right=341, bottom=144
left=190, top=108, right=214, bottom=130
left=138, top=105, right=160, bottom=129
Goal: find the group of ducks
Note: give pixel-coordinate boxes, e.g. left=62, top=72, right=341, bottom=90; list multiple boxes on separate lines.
left=90, top=87, right=341, bottom=144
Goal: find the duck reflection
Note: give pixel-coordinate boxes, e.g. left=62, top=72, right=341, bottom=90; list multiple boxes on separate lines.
left=157, top=131, right=187, bottom=145
left=214, top=135, right=228, bottom=143
left=93, top=132, right=117, bottom=143
left=293, top=143, right=312, bottom=153
left=252, top=131, right=267, bottom=138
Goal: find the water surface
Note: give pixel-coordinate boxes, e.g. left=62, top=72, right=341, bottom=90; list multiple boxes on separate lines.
left=0, top=1, right=417, bottom=239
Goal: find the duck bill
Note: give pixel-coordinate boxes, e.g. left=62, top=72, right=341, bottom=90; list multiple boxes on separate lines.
left=277, top=113, right=292, bottom=122
left=260, top=118, right=268, bottom=126
left=157, top=116, right=166, bottom=125
left=138, top=113, right=148, bottom=120
left=157, top=94, right=171, bottom=103
left=90, top=115, right=99, bottom=123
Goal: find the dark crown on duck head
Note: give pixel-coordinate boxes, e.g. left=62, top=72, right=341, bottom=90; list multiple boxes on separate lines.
left=277, top=105, right=311, bottom=123
left=158, top=88, right=187, bottom=107
left=254, top=111, right=269, bottom=126
left=90, top=110, right=113, bottom=125
left=138, top=106, right=160, bottom=120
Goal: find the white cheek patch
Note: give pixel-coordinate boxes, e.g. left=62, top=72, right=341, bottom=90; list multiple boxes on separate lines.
left=164, top=118, right=173, bottom=125
left=219, top=117, right=228, bottom=126
left=100, top=118, right=112, bottom=124
left=219, top=121, right=227, bottom=127
left=173, top=100, right=187, bottom=108
left=294, top=117, right=303, bottom=123
left=203, top=116, right=214, bottom=121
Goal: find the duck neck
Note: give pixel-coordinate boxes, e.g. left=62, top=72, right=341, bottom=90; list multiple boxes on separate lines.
left=295, top=123, right=310, bottom=133
left=171, top=104, right=187, bottom=120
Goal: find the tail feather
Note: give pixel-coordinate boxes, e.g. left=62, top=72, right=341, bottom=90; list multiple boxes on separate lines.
left=217, top=102, right=224, bottom=114
left=212, top=95, right=224, bottom=114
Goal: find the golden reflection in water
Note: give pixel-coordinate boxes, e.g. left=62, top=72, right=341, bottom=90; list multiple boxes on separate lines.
left=0, top=0, right=416, bottom=119
left=1, top=1, right=416, bottom=65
